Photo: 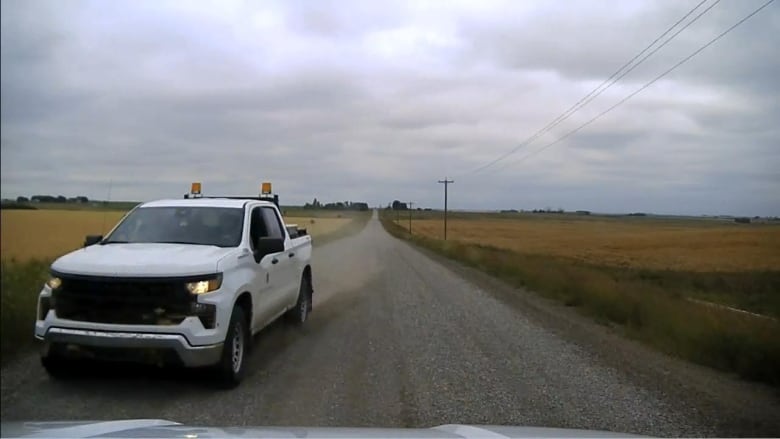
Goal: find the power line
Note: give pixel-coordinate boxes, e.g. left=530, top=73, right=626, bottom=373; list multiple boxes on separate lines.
left=498, top=0, right=776, bottom=170
left=525, top=0, right=724, bottom=153
left=467, top=0, right=716, bottom=175
left=465, top=0, right=718, bottom=175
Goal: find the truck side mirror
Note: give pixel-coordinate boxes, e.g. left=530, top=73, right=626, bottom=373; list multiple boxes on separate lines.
left=84, top=235, right=103, bottom=247
left=253, top=237, right=284, bottom=262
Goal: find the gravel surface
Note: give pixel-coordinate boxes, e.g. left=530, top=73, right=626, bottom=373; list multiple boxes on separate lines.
left=2, top=213, right=778, bottom=436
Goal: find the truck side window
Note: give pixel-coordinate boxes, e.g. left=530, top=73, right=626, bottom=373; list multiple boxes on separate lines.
left=249, top=207, right=268, bottom=249
left=261, top=208, right=284, bottom=240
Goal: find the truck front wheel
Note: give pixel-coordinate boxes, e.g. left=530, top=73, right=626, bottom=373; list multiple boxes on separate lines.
left=214, top=306, right=248, bottom=388
left=41, top=347, right=77, bottom=379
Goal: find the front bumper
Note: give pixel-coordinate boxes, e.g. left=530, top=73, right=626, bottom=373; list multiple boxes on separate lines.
left=38, top=327, right=223, bottom=367
left=36, top=279, right=234, bottom=367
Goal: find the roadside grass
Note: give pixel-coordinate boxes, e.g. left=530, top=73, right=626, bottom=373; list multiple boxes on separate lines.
left=1, top=258, right=49, bottom=365
left=380, top=215, right=780, bottom=386
left=0, top=210, right=371, bottom=366
left=0, top=203, right=38, bottom=210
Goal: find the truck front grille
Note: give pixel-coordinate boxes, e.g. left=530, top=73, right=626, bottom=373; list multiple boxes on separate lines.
left=54, top=276, right=195, bottom=325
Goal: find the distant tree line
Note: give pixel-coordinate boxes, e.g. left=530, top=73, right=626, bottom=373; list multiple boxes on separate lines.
left=530, top=208, right=565, bottom=214
left=16, top=195, right=90, bottom=203
left=500, top=208, right=591, bottom=215
left=303, top=198, right=369, bottom=211
left=390, top=200, right=408, bottom=210
left=384, top=201, right=433, bottom=211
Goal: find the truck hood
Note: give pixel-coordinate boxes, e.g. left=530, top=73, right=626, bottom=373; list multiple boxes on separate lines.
left=51, top=244, right=236, bottom=277
left=0, top=420, right=642, bottom=438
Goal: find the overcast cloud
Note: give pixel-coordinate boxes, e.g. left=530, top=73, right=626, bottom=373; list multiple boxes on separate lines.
left=2, top=0, right=778, bottom=215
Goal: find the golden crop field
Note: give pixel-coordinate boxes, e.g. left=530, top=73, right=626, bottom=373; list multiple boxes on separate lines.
left=0, top=210, right=350, bottom=262
left=398, top=217, right=780, bottom=272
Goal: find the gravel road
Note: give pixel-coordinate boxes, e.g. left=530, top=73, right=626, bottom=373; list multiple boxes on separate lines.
left=2, top=212, right=778, bottom=436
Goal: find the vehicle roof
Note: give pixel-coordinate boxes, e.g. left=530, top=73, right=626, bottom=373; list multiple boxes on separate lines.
left=140, top=198, right=276, bottom=209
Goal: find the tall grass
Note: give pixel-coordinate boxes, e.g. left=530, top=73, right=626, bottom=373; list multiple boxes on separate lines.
left=1, top=258, right=50, bottom=365
left=381, top=215, right=780, bottom=386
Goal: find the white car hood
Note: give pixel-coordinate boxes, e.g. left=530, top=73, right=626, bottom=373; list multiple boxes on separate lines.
left=51, top=244, right=236, bottom=277
left=0, top=420, right=643, bottom=438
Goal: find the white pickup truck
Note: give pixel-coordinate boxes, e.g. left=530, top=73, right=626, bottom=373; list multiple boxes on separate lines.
left=35, top=196, right=313, bottom=387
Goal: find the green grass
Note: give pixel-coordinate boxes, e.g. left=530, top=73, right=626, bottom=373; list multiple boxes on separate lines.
left=380, top=214, right=780, bottom=386
left=1, top=258, right=50, bottom=365
left=0, top=202, right=38, bottom=210
left=627, top=269, right=780, bottom=319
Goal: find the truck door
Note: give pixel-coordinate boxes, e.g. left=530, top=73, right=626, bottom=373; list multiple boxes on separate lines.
left=260, top=207, right=298, bottom=307
left=248, top=206, right=284, bottom=328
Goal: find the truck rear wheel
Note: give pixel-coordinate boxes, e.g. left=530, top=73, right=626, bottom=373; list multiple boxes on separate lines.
left=214, top=306, right=248, bottom=388
left=286, top=276, right=311, bottom=326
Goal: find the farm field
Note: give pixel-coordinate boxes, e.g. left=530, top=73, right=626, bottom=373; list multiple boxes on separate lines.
left=396, top=217, right=780, bottom=272
left=1, top=209, right=352, bottom=262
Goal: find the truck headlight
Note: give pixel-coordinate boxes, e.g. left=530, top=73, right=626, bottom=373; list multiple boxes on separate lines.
left=186, top=276, right=222, bottom=294
left=46, top=277, right=62, bottom=290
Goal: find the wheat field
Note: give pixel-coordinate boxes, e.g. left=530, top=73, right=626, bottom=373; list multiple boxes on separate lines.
left=399, top=217, right=780, bottom=272
left=0, top=210, right=350, bottom=261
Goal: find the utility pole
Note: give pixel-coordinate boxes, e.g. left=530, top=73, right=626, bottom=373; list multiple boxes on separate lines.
left=437, top=178, right=454, bottom=240
left=408, top=201, right=414, bottom=234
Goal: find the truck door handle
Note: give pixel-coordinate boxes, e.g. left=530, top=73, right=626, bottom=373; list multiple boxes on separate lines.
left=288, top=252, right=295, bottom=258
left=271, top=258, right=279, bottom=264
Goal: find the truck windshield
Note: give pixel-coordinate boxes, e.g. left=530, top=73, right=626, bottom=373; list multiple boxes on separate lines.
left=103, top=206, right=245, bottom=247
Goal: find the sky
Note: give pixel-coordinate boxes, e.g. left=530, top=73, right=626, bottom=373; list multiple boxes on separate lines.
left=1, top=0, right=778, bottom=216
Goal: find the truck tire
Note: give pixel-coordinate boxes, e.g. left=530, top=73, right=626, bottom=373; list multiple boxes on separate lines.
left=215, top=306, right=248, bottom=388
left=286, top=276, right=312, bottom=326
left=41, top=348, right=76, bottom=379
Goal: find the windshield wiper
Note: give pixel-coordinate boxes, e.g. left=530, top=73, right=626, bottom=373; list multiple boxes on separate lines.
left=101, top=240, right=128, bottom=244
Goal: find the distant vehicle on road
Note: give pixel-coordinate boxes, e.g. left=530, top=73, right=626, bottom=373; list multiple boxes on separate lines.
left=35, top=183, right=313, bottom=387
